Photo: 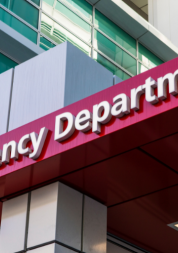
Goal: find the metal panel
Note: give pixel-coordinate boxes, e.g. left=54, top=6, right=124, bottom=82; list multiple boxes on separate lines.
left=27, top=244, right=55, bottom=253
left=55, top=244, right=76, bottom=253
left=107, top=241, right=130, bottom=253
left=65, top=42, right=113, bottom=106
left=0, top=69, right=13, bottom=135
left=56, top=183, right=83, bottom=250
left=83, top=196, right=107, bottom=253
left=0, top=194, right=28, bottom=253
left=27, top=183, right=58, bottom=248
left=9, top=42, right=67, bottom=131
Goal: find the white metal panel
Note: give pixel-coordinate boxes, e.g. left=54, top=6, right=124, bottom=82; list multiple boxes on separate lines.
left=83, top=196, right=107, bottom=253
left=0, top=69, right=13, bottom=135
left=56, top=183, right=83, bottom=250
left=27, top=183, right=58, bottom=248
left=9, top=42, right=67, bottom=131
left=0, top=194, right=28, bottom=253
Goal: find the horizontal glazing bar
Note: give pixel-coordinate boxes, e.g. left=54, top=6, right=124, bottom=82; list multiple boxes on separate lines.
left=94, top=48, right=133, bottom=77
left=0, top=4, right=39, bottom=32
left=42, top=10, right=92, bottom=47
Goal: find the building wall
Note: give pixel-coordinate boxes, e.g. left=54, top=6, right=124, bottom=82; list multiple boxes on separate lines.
left=0, top=0, right=165, bottom=79
left=148, top=0, right=178, bottom=48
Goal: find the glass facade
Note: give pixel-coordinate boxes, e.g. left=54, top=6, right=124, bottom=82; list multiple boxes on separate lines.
left=0, top=0, right=164, bottom=79
left=0, top=52, right=18, bottom=74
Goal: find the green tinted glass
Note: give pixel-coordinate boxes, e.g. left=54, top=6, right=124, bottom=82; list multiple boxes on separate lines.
left=94, top=30, right=136, bottom=75
left=42, top=0, right=55, bottom=6
left=138, top=63, right=149, bottom=74
left=31, top=0, right=40, bottom=6
left=41, top=14, right=91, bottom=56
left=0, top=7, right=37, bottom=43
left=0, top=0, right=39, bottom=28
left=138, top=43, right=163, bottom=69
left=54, top=1, right=91, bottom=44
left=59, top=0, right=92, bottom=22
left=95, top=10, right=136, bottom=56
left=0, top=53, right=18, bottom=74
left=93, top=51, right=130, bottom=81
left=40, top=36, right=56, bottom=50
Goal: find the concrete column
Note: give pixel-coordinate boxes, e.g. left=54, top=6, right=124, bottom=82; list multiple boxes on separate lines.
left=148, top=0, right=178, bottom=48
left=0, top=182, right=107, bottom=253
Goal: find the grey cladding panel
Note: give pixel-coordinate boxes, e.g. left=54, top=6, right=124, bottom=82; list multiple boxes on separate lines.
left=64, top=42, right=113, bottom=106
left=56, top=183, right=83, bottom=250
left=0, top=69, right=13, bottom=135
left=9, top=43, right=67, bottom=131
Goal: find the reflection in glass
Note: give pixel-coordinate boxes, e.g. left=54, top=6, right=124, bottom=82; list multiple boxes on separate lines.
left=0, top=0, right=39, bottom=28
left=0, top=53, right=18, bottom=74
left=138, top=62, right=149, bottom=74
left=95, top=10, right=136, bottom=56
left=0, top=7, right=38, bottom=43
left=94, top=30, right=136, bottom=76
left=42, top=0, right=91, bottom=44
left=93, top=51, right=131, bottom=81
left=40, top=36, right=56, bottom=50
left=138, top=43, right=163, bottom=69
left=60, top=0, right=92, bottom=22
left=41, top=14, right=91, bottom=56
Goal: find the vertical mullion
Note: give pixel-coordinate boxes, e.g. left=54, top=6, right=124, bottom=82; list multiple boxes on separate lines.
left=136, top=40, right=139, bottom=75
left=91, top=5, right=95, bottom=59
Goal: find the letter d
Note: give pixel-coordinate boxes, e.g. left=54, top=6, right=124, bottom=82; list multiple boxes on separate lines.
left=54, top=112, right=75, bottom=142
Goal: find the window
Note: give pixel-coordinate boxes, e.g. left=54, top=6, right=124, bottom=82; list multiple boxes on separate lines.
left=138, top=43, right=163, bottom=69
left=94, top=51, right=131, bottom=81
left=41, top=14, right=91, bottom=56
left=94, top=30, right=137, bottom=76
left=40, top=36, right=56, bottom=50
left=0, top=0, right=39, bottom=28
left=0, top=7, right=38, bottom=43
left=95, top=10, right=136, bottom=56
left=0, top=53, right=18, bottom=74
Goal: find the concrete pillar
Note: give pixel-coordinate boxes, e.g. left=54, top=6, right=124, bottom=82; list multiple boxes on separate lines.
left=148, top=0, right=178, bottom=48
left=0, top=182, right=107, bottom=253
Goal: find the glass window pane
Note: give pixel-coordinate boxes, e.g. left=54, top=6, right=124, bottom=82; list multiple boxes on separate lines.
left=95, top=10, right=136, bottom=56
left=59, top=0, right=92, bottom=22
left=43, top=0, right=91, bottom=44
left=138, top=62, right=149, bottom=74
left=41, top=14, right=91, bottom=56
left=93, top=51, right=131, bottom=81
left=40, top=36, right=56, bottom=50
left=0, top=0, right=39, bottom=28
left=31, top=0, right=40, bottom=6
left=138, top=43, right=163, bottom=69
left=0, top=7, right=38, bottom=43
left=0, top=194, right=28, bottom=253
left=0, top=53, right=18, bottom=74
left=94, top=30, right=136, bottom=75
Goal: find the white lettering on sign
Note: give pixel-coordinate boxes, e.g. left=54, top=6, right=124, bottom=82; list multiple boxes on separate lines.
left=0, top=127, right=49, bottom=166
left=55, top=72, right=178, bottom=142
